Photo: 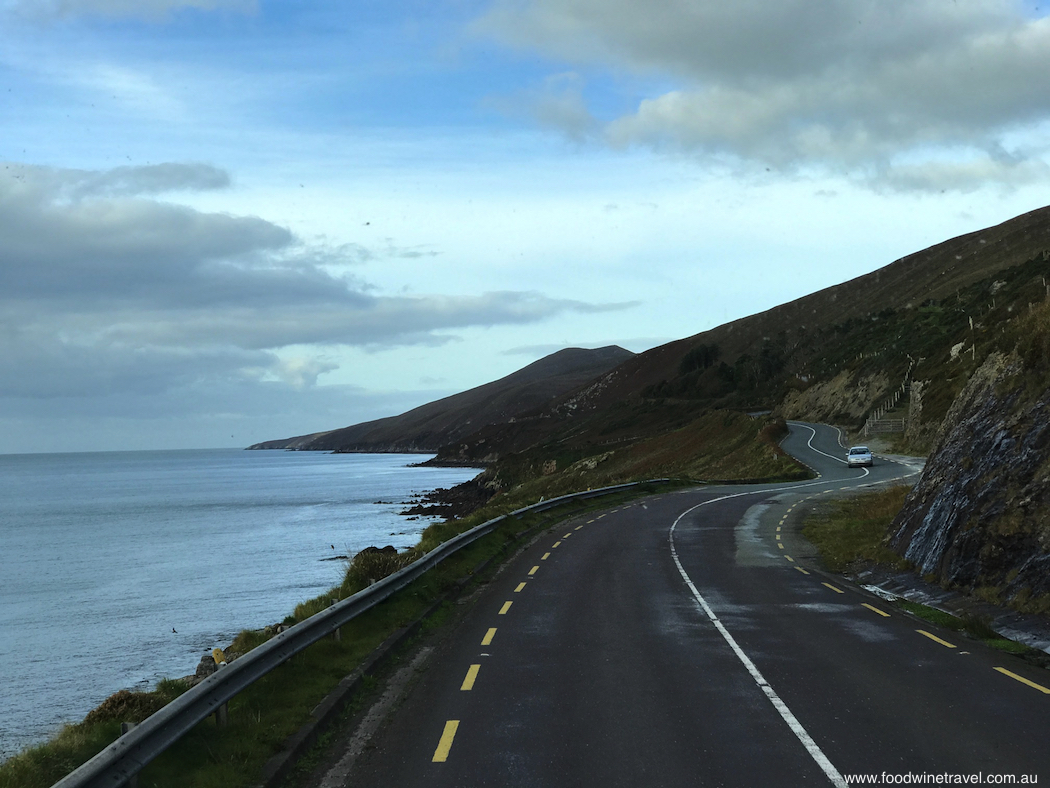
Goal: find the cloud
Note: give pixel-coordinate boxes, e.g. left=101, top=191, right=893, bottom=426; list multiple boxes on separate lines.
left=486, top=72, right=599, bottom=142
left=874, top=156, right=1050, bottom=193
left=32, top=162, right=230, bottom=199
left=6, top=0, right=255, bottom=21
left=1, top=163, right=295, bottom=305
left=72, top=63, right=189, bottom=119
left=274, top=356, right=339, bottom=390
left=0, top=162, right=632, bottom=404
left=502, top=343, right=584, bottom=356
left=478, top=0, right=1050, bottom=190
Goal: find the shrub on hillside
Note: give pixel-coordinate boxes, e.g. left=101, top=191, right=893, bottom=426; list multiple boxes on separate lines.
left=340, top=546, right=419, bottom=598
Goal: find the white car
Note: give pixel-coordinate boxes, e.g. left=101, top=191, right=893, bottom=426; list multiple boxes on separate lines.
left=846, top=446, right=874, bottom=467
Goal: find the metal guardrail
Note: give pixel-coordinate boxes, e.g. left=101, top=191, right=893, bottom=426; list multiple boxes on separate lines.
left=51, top=479, right=667, bottom=788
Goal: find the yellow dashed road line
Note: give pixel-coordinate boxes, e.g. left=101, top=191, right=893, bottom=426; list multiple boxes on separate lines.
left=514, top=582, right=526, bottom=593
left=528, top=565, right=539, bottom=576
left=822, top=582, right=844, bottom=594
left=481, top=628, right=496, bottom=646
left=498, top=601, right=512, bottom=615
left=785, top=555, right=795, bottom=562
left=794, top=566, right=810, bottom=575
left=552, top=541, right=562, bottom=548
left=541, top=552, right=550, bottom=560
left=917, top=629, right=956, bottom=649
left=432, top=720, right=459, bottom=762
left=994, top=667, right=1050, bottom=694
left=862, top=603, right=890, bottom=618
left=460, top=664, right=480, bottom=691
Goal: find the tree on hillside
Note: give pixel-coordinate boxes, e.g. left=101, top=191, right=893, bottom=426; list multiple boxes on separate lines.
left=679, top=343, right=721, bottom=375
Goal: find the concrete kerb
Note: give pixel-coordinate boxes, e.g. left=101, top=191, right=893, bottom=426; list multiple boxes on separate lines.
left=251, top=504, right=583, bottom=788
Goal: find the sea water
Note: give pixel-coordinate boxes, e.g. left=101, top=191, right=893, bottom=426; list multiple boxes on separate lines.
left=0, top=449, right=479, bottom=760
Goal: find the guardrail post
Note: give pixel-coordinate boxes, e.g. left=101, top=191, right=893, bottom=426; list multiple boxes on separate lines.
left=214, top=664, right=229, bottom=727
left=119, top=723, right=139, bottom=788
left=331, top=598, right=341, bottom=642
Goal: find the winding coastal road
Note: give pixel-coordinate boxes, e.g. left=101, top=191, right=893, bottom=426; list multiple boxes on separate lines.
left=333, top=422, right=1050, bottom=787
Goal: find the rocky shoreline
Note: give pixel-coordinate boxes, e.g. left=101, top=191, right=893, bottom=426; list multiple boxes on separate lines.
left=398, top=471, right=498, bottom=521
left=54, top=474, right=495, bottom=746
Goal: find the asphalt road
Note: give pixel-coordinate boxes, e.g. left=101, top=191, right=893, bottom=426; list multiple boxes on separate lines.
left=340, top=422, right=1050, bottom=788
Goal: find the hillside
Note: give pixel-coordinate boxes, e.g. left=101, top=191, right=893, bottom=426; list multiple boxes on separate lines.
left=253, top=205, right=1050, bottom=555
left=436, top=205, right=1050, bottom=468
left=425, top=204, right=1050, bottom=617
left=248, top=346, right=634, bottom=453
left=890, top=300, right=1050, bottom=613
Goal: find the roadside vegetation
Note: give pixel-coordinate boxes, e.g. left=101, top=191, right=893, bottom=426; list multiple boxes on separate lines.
left=801, top=485, right=913, bottom=573
left=484, top=412, right=807, bottom=503
left=801, top=485, right=1049, bottom=668
left=894, top=599, right=1049, bottom=665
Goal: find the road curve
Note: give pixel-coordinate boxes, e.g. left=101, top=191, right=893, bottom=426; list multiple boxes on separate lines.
left=338, top=422, right=1049, bottom=788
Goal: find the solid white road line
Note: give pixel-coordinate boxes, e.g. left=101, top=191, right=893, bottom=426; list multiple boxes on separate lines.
left=792, top=422, right=849, bottom=465
left=669, top=494, right=847, bottom=788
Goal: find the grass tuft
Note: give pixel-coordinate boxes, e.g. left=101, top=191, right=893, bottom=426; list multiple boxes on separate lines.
left=895, top=600, right=1043, bottom=659
left=801, top=485, right=912, bottom=572
left=341, top=547, right=421, bottom=599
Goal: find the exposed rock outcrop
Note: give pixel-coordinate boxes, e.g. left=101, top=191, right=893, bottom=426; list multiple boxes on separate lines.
left=780, top=370, right=890, bottom=425
left=890, top=351, right=1050, bottom=607
left=398, top=470, right=502, bottom=521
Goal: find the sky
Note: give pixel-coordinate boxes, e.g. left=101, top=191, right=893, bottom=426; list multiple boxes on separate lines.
left=2, top=0, right=1050, bottom=453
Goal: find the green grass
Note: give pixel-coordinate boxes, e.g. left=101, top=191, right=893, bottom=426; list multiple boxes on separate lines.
left=896, top=599, right=964, bottom=630
left=801, top=488, right=1048, bottom=664
left=894, top=600, right=1046, bottom=660
left=801, top=485, right=913, bottom=573
left=0, top=486, right=660, bottom=788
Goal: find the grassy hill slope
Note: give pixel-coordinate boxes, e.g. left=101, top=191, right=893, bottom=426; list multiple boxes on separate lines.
left=248, top=346, right=634, bottom=453
left=437, top=205, right=1050, bottom=474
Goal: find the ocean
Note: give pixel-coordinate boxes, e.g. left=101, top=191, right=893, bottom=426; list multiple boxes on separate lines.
left=0, top=449, right=479, bottom=760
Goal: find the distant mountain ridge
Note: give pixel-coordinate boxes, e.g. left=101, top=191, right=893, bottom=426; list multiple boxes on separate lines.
left=247, top=345, right=635, bottom=453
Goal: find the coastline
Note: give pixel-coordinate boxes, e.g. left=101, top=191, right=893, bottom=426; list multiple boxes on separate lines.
left=0, top=451, right=479, bottom=762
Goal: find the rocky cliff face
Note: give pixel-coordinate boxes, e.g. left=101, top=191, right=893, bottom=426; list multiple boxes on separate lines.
left=890, top=349, right=1050, bottom=609
left=780, top=370, right=890, bottom=425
